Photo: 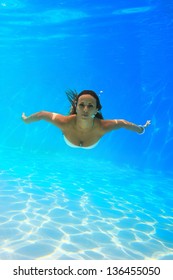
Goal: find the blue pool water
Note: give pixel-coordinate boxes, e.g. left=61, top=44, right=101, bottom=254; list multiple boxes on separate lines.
left=0, top=0, right=173, bottom=260
left=0, top=148, right=173, bottom=260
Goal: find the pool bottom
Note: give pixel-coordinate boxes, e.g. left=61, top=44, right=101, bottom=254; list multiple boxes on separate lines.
left=0, top=149, right=173, bottom=260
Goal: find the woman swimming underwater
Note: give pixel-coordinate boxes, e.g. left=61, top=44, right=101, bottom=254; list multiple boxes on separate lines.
left=21, top=90, right=151, bottom=149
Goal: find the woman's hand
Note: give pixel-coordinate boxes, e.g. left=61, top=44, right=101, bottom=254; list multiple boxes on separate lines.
left=143, top=120, right=151, bottom=128
left=138, top=120, right=151, bottom=134
left=21, top=112, right=28, bottom=123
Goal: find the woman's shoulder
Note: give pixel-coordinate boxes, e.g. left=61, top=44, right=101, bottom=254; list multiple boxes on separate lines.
left=50, top=114, right=75, bottom=132
left=54, top=114, right=75, bottom=122
left=61, top=114, right=76, bottom=126
left=97, top=119, right=118, bottom=132
left=66, top=114, right=76, bottom=122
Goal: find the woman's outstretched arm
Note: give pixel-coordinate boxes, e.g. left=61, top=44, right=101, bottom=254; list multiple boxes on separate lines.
left=115, top=119, right=151, bottom=134
left=101, top=119, right=151, bottom=134
left=21, top=111, right=66, bottom=129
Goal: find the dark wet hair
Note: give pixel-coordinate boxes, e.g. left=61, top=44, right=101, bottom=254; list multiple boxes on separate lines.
left=66, top=89, right=103, bottom=119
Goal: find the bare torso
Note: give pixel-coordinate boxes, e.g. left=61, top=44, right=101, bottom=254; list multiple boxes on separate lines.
left=60, top=115, right=106, bottom=147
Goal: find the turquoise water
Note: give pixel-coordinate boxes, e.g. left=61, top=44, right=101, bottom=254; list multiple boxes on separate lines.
left=0, top=148, right=173, bottom=260
left=0, top=0, right=173, bottom=260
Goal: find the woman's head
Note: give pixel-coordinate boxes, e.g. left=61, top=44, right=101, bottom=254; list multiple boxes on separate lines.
left=77, top=90, right=102, bottom=111
left=66, top=89, right=103, bottom=119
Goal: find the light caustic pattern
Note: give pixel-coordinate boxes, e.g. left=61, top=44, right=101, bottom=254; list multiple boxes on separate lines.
left=0, top=150, right=173, bottom=260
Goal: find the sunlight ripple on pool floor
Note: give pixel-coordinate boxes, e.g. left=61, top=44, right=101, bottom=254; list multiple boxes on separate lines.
left=0, top=150, right=173, bottom=260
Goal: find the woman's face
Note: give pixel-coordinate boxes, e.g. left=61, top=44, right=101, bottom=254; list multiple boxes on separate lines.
left=76, top=94, right=98, bottom=119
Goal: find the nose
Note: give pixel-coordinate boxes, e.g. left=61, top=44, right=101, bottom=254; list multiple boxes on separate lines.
left=83, top=106, right=88, bottom=112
